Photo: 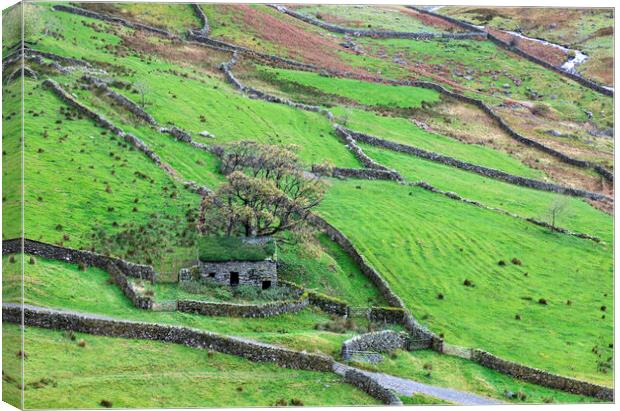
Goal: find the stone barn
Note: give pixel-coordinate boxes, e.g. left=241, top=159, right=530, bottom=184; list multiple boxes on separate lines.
left=180, top=237, right=277, bottom=289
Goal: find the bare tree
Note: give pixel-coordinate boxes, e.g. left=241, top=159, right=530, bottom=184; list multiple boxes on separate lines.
left=546, top=196, right=570, bottom=230
left=134, top=81, right=149, bottom=108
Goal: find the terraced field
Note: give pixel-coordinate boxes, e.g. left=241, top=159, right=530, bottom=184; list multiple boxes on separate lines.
left=2, top=2, right=614, bottom=408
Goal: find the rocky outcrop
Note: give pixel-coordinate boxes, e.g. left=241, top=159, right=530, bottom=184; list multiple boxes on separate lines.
left=272, top=5, right=484, bottom=40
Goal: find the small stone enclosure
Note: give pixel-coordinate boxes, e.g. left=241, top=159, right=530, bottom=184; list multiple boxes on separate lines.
left=180, top=237, right=277, bottom=289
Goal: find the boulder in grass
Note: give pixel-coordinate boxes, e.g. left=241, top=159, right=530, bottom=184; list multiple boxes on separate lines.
left=199, top=131, right=216, bottom=139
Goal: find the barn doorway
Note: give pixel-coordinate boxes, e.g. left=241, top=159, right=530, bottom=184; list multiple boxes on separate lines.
left=230, top=272, right=239, bottom=286
left=262, top=280, right=272, bottom=290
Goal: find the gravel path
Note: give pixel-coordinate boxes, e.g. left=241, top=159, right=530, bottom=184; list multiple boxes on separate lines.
left=334, top=362, right=503, bottom=405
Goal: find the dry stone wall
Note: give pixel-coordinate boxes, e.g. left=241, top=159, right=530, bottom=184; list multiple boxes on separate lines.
left=107, top=262, right=154, bottom=309
left=220, top=54, right=334, bottom=121
left=177, top=295, right=309, bottom=318
left=345, top=126, right=610, bottom=201
left=331, top=167, right=402, bottom=181
left=273, top=5, right=485, bottom=40
left=3, top=238, right=155, bottom=281
left=279, top=280, right=349, bottom=316
left=333, top=125, right=399, bottom=174
left=81, top=75, right=157, bottom=125
left=191, top=3, right=210, bottom=35
left=308, top=214, right=438, bottom=349
left=2, top=303, right=335, bottom=372
left=3, top=238, right=154, bottom=310
left=51, top=0, right=613, bottom=182
left=43, top=79, right=162, bottom=165
left=44, top=79, right=211, bottom=197
left=368, top=307, right=407, bottom=324
left=341, top=330, right=409, bottom=360
left=343, top=369, right=403, bottom=405
left=52, top=4, right=175, bottom=38
left=471, top=349, right=613, bottom=401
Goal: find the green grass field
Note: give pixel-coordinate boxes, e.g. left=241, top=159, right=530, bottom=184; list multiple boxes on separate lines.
left=2, top=3, right=614, bottom=406
left=258, top=66, right=441, bottom=109
left=317, top=179, right=612, bottom=384
left=330, top=106, right=544, bottom=178
left=2, top=323, right=378, bottom=409
left=347, top=37, right=612, bottom=128
left=439, top=6, right=613, bottom=85
left=3, top=255, right=379, bottom=357
left=293, top=4, right=444, bottom=32
left=361, top=144, right=612, bottom=241
left=358, top=349, right=602, bottom=404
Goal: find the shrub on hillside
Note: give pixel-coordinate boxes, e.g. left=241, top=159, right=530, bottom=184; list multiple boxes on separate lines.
left=531, top=103, right=552, bottom=117
left=290, top=398, right=304, bottom=406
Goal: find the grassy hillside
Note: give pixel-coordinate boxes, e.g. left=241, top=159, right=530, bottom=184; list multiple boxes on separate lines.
left=439, top=7, right=614, bottom=85
left=2, top=324, right=378, bottom=408
left=258, top=66, right=441, bottom=109
left=359, top=349, right=603, bottom=404
left=361, top=144, right=612, bottom=241
left=3, top=255, right=389, bottom=357
left=318, top=179, right=612, bottom=384
left=2, top=2, right=613, bottom=406
left=292, top=4, right=445, bottom=32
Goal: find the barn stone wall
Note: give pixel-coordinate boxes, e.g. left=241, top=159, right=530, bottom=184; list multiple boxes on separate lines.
left=179, top=260, right=277, bottom=288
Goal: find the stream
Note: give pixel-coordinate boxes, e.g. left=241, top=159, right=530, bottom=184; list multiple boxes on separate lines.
left=422, top=6, right=613, bottom=90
